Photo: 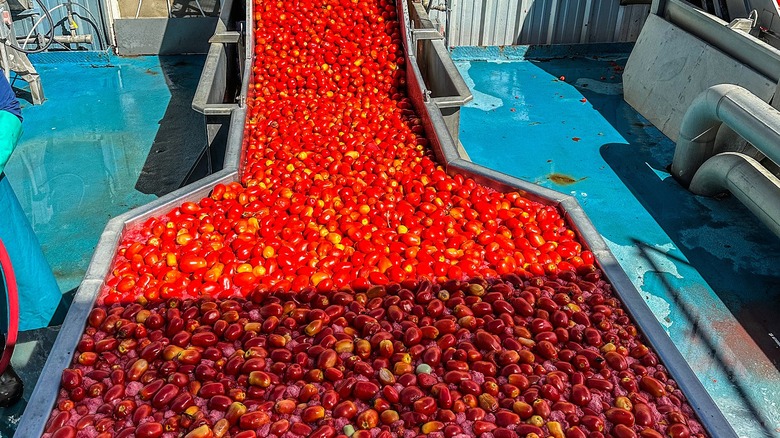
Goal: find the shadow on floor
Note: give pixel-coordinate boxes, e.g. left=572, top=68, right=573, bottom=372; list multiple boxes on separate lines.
left=599, top=140, right=780, bottom=362
left=627, top=231, right=778, bottom=437
left=528, top=51, right=780, bottom=373
left=134, top=55, right=210, bottom=196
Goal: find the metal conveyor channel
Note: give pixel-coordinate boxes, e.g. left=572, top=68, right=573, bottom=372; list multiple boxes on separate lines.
left=17, top=0, right=736, bottom=436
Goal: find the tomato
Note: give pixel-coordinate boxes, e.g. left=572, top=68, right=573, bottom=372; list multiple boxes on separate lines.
left=233, top=272, right=258, bottom=288
left=179, top=255, right=207, bottom=273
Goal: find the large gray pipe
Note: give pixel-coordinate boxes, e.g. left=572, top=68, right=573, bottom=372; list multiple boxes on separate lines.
left=690, top=152, right=780, bottom=237
left=671, top=84, right=780, bottom=187
left=665, top=0, right=780, bottom=83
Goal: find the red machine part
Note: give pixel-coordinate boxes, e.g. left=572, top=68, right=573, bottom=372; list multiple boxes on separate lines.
left=0, top=240, right=19, bottom=376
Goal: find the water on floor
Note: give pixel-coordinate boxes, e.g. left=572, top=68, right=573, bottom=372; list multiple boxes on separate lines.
left=0, top=52, right=207, bottom=436
left=453, top=44, right=780, bottom=437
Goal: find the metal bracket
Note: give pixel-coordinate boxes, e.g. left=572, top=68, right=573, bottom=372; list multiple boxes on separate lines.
left=209, top=31, right=240, bottom=44
left=0, top=0, right=44, bottom=103
left=411, top=28, right=443, bottom=41
left=202, top=103, right=238, bottom=116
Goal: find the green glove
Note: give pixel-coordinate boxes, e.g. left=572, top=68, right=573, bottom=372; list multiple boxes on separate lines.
left=0, top=110, right=22, bottom=174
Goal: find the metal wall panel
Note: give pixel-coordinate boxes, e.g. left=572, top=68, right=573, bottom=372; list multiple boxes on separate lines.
left=12, top=0, right=110, bottom=51
left=433, top=0, right=650, bottom=47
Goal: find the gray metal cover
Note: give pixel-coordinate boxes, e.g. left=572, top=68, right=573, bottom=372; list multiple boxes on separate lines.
left=426, top=0, right=650, bottom=47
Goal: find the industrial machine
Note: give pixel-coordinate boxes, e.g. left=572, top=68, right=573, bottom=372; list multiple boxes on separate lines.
left=623, top=0, right=780, bottom=239
left=0, top=0, right=44, bottom=103
left=0, top=0, right=103, bottom=104
left=1, top=0, right=779, bottom=435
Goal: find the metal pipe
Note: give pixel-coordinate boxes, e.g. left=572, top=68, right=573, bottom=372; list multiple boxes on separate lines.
left=690, top=152, right=780, bottom=237
left=671, top=84, right=780, bottom=187
left=47, top=34, right=93, bottom=44
left=665, top=0, right=780, bottom=82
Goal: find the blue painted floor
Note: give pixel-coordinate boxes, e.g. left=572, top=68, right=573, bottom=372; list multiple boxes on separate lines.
left=454, top=45, right=780, bottom=437
left=0, top=52, right=206, bottom=436
left=6, top=53, right=207, bottom=297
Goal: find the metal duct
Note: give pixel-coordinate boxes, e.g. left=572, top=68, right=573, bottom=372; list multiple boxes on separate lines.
left=690, top=152, right=780, bottom=237
left=671, top=84, right=780, bottom=187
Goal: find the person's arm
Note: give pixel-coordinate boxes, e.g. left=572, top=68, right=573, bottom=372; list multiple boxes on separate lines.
left=0, top=74, right=22, bottom=174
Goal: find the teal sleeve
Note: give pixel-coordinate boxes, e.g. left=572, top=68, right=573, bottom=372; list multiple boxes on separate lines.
left=0, top=110, right=22, bottom=174
left=0, top=175, right=61, bottom=329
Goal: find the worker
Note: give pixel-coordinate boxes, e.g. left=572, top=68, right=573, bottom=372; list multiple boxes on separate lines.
left=0, top=73, right=61, bottom=406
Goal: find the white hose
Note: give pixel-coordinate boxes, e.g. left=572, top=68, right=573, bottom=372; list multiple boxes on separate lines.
left=22, top=4, right=66, bottom=49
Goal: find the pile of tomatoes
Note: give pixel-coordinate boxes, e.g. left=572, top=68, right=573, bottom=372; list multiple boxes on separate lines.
left=101, top=0, right=594, bottom=306
left=46, top=276, right=704, bottom=438
left=42, top=0, right=709, bottom=437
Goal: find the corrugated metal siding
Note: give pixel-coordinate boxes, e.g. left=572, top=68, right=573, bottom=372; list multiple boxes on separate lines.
left=12, top=0, right=110, bottom=51
left=429, top=0, right=650, bottom=47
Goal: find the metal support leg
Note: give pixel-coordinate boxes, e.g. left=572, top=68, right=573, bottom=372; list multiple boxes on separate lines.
left=0, top=44, right=44, bottom=103
left=193, top=0, right=206, bottom=16
left=0, top=0, right=44, bottom=103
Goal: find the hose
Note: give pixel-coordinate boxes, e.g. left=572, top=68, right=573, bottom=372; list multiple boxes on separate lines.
left=20, top=1, right=107, bottom=52
left=21, top=4, right=65, bottom=50
left=0, top=240, right=19, bottom=377
left=9, top=0, right=55, bottom=54
left=66, top=1, right=108, bottom=50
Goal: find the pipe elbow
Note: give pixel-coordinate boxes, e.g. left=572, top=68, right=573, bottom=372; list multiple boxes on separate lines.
left=678, top=84, right=737, bottom=140
left=673, top=84, right=780, bottom=188
left=689, top=152, right=746, bottom=196
left=679, top=84, right=769, bottom=139
left=690, top=152, right=780, bottom=238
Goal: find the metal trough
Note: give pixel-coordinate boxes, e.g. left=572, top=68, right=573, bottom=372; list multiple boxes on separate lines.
left=408, top=1, right=473, bottom=147
left=15, top=0, right=253, bottom=432
left=18, top=0, right=735, bottom=436
left=189, top=0, right=248, bottom=179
